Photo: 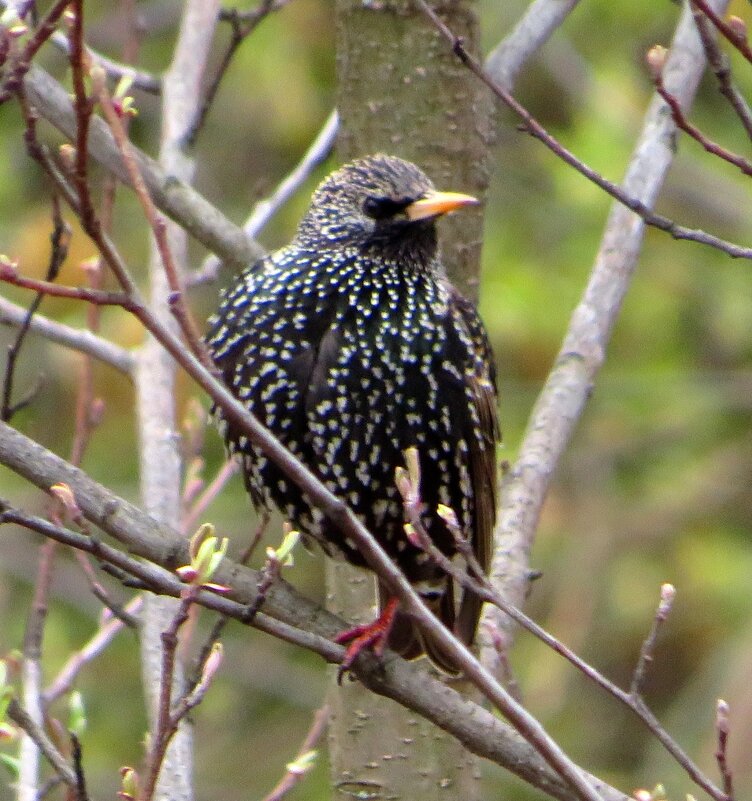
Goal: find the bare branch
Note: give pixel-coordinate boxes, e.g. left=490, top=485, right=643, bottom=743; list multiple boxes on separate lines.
left=0, top=0, right=71, bottom=104
left=261, top=704, right=329, bottom=801
left=485, top=0, right=581, bottom=91
left=90, top=70, right=213, bottom=371
left=0, top=294, right=135, bottom=375
left=17, top=539, right=56, bottom=801
left=191, top=109, right=337, bottom=287
left=418, top=0, right=751, bottom=260
left=652, top=60, right=752, bottom=175
left=0, top=424, right=630, bottom=801
left=187, top=0, right=292, bottom=146
left=629, top=583, right=675, bottom=697
left=43, top=596, right=144, bottom=705
left=691, top=9, right=752, bottom=139
left=1, top=197, right=70, bottom=421
left=6, top=698, right=77, bottom=791
left=715, top=700, right=734, bottom=799
left=49, top=30, right=161, bottom=94
left=433, top=0, right=732, bottom=643
left=689, top=0, right=752, bottom=64
left=22, top=64, right=263, bottom=268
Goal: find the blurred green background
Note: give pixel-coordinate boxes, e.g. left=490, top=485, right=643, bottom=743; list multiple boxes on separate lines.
left=1, top=0, right=751, bottom=799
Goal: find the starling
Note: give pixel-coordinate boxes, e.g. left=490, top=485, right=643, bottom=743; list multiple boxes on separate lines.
left=206, top=154, right=499, bottom=673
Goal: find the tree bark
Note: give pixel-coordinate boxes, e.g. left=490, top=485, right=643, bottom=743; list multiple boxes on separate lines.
left=329, top=2, right=491, bottom=797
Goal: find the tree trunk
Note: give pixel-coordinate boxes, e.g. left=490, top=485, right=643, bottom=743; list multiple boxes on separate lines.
left=329, top=2, right=491, bottom=798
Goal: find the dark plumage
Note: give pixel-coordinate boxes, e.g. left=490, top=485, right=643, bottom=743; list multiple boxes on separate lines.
left=206, top=154, right=499, bottom=671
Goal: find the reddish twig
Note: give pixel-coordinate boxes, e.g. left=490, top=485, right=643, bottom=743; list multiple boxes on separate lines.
left=261, top=703, right=329, bottom=801
left=629, top=583, right=675, bottom=697
left=715, top=700, right=734, bottom=800
left=396, top=457, right=727, bottom=801
left=43, top=596, right=143, bottom=705
left=692, top=9, right=752, bottom=139
left=0, top=0, right=72, bottom=104
left=689, top=0, right=752, bottom=64
left=0, top=263, right=134, bottom=308
left=17, top=87, right=139, bottom=297
left=1, top=195, right=69, bottom=422
left=186, top=0, right=291, bottom=146
left=141, top=586, right=201, bottom=801
left=89, top=70, right=214, bottom=372
left=181, top=458, right=240, bottom=533
left=68, top=0, right=98, bottom=229
left=651, top=64, right=752, bottom=176
left=416, top=0, right=752, bottom=261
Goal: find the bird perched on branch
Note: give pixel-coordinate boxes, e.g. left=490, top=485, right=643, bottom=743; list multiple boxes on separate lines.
left=206, top=154, right=499, bottom=674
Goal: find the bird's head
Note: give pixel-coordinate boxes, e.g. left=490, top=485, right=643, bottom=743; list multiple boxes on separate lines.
left=296, top=154, right=478, bottom=267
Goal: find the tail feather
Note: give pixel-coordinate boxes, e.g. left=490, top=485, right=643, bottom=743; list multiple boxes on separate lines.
left=381, top=578, right=483, bottom=675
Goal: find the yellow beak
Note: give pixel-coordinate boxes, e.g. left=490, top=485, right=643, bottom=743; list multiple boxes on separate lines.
left=404, top=190, right=479, bottom=221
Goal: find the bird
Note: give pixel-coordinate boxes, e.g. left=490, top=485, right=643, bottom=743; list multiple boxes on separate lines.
left=205, top=154, right=499, bottom=674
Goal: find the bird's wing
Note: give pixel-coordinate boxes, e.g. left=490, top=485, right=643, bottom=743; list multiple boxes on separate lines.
left=446, top=286, right=500, bottom=646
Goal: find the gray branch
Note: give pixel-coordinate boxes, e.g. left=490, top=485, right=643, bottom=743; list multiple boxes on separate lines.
left=0, top=419, right=629, bottom=801
left=0, top=295, right=134, bottom=376
left=485, top=0, right=581, bottom=91
left=483, top=0, right=732, bottom=660
left=22, top=65, right=263, bottom=270
left=194, top=108, right=338, bottom=285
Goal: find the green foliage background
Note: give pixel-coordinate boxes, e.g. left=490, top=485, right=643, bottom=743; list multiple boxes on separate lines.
left=1, top=1, right=751, bottom=799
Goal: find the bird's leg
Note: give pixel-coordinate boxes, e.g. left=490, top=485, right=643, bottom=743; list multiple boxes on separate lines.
left=334, top=596, right=400, bottom=682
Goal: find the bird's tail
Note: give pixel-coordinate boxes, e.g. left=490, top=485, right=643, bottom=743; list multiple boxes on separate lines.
left=381, top=578, right=482, bottom=674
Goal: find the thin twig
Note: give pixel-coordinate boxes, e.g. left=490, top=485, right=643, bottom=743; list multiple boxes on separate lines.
left=260, top=703, right=329, bottom=801
left=0, top=239, right=603, bottom=801
left=652, top=69, right=752, bottom=175
left=6, top=699, right=77, bottom=790
left=18, top=87, right=139, bottom=297
left=190, top=109, right=337, bottom=287
left=22, top=63, right=263, bottom=268
left=0, top=0, right=71, bottom=104
left=43, top=596, right=143, bottom=705
left=50, top=30, right=160, bottom=93
left=186, top=0, right=290, bottom=146
left=0, top=447, right=630, bottom=801
left=89, top=70, right=215, bottom=372
left=73, top=550, right=140, bottom=627
left=629, top=584, right=675, bottom=697
left=692, top=9, right=752, bottom=139
left=188, top=511, right=269, bottom=690
left=141, top=587, right=200, bottom=801
left=68, top=0, right=98, bottom=230
left=1, top=196, right=69, bottom=421
left=70, top=733, right=89, bottom=801
left=181, top=458, right=240, bottom=533
left=715, top=700, right=734, bottom=800
left=0, top=294, right=134, bottom=375
left=689, top=0, right=752, bottom=64
left=416, top=0, right=752, bottom=260
left=18, top=539, right=57, bottom=801
left=412, top=525, right=725, bottom=800
left=0, top=265, right=134, bottom=308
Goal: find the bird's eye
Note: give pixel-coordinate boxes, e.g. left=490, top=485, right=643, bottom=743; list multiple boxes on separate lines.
left=362, top=195, right=413, bottom=220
